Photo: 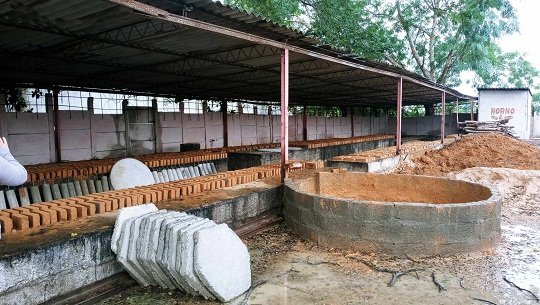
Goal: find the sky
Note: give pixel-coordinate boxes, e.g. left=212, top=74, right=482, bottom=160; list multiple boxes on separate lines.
left=455, top=0, right=540, bottom=96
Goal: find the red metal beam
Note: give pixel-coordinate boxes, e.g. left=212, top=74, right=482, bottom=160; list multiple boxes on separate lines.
left=53, top=89, right=61, bottom=162
left=396, top=78, right=402, bottom=154
left=302, top=105, right=308, bottom=141
left=441, top=92, right=446, bottom=144
left=281, top=49, right=289, bottom=182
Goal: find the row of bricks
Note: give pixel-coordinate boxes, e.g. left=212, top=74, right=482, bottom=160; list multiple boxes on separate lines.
left=0, top=162, right=307, bottom=234
left=26, top=152, right=227, bottom=183
left=24, top=136, right=380, bottom=183
left=331, top=139, right=448, bottom=162
left=292, top=134, right=394, bottom=149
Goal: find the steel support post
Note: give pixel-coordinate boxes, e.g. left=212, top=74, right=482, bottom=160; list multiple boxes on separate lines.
left=396, top=78, right=403, bottom=154
left=281, top=49, right=289, bottom=182
left=441, top=92, right=446, bottom=144
left=303, top=106, right=308, bottom=141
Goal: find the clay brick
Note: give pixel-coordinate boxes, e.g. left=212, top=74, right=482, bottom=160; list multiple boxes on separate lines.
left=11, top=213, right=30, bottom=230
left=57, top=204, right=78, bottom=220
left=39, top=206, right=58, bottom=224
left=24, top=206, right=51, bottom=226
left=67, top=203, right=88, bottom=218
left=77, top=202, right=96, bottom=216
left=0, top=215, right=13, bottom=233
left=89, top=200, right=106, bottom=214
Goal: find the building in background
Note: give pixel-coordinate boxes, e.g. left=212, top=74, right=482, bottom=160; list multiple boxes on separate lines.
left=477, top=88, right=533, bottom=140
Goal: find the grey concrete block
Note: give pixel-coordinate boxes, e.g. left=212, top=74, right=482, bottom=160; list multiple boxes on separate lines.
left=18, top=188, right=30, bottom=206
left=135, top=211, right=170, bottom=286
left=95, top=180, right=104, bottom=193
left=88, top=179, right=97, bottom=194
left=0, top=191, right=6, bottom=210
left=188, top=166, right=196, bottom=178
left=168, top=169, right=178, bottom=181
left=5, top=190, right=18, bottom=209
left=29, top=186, right=42, bottom=204
left=175, top=168, right=184, bottom=180
left=161, top=170, right=170, bottom=183
left=51, top=184, right=62, bottom=200
left=74, top=181, right=83, bottom=197
left=210, top=162, right=217, bottom=174
left=101, top=176, right=110, bottom=192
left=152, top=171, right=160, bottom=184
left=67, top=182, right=76, bottom=198
left=157, top=172, right=165, bottom=183
left=42, top=184, right=53, bottom=202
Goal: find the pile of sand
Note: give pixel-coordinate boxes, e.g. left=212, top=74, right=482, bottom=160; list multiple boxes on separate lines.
left=396, top=133, right=540, bottom=176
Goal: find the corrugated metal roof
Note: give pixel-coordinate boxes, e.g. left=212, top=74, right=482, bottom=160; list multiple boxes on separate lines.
left=0, top=0, right=475, bottom=107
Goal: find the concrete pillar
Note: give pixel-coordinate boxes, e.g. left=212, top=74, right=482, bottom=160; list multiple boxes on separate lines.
left=45, top=93, right=56, bottom=163
left=280, top=49, right=289, bottom=182
left=153, top=98, right=163, bottom=153
left=396, top=78, right=403, bottom=154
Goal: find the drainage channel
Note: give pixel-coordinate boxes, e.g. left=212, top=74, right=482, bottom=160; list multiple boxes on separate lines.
left=40, top=214, right=283, bottom=305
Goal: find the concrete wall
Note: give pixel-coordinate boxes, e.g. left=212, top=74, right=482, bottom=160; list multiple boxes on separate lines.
left=0, top=186, right=282, bottom=305
left=2, top=93, right=472, bottom=166
left=478, top=89, right=532, bottom=140
left=387, top=113, right=465, bottom=137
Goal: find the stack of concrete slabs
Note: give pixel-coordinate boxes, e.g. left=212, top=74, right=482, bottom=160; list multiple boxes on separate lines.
left=111, top=208, right=252, bottom=302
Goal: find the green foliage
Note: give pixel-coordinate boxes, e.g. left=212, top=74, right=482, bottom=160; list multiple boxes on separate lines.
left=0, top=87, right=28, bottom=112
left=225, top=0, right=539, bottom=97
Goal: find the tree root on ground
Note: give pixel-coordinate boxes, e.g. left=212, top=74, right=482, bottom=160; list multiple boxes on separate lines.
left=348, top=256, right=425, bottom=287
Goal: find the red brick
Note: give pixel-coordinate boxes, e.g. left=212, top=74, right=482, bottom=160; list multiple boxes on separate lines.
left=11, top=213, right=30, bottom=230
left=0, top=216, right=13, bottom=233
left=77, top=202, right=96, bottom=216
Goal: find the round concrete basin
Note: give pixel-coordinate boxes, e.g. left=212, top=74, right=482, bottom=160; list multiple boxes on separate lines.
left=284, top=172, right=501, bottom=257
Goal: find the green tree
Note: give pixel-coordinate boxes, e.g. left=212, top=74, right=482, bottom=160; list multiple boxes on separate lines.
left=225, top=0, right=539, bottom=92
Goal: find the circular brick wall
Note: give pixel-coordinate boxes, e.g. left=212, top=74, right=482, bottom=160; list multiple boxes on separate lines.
left=284, top=172, right=501, bottom=257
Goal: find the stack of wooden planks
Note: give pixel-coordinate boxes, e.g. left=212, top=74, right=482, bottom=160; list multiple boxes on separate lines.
left=459, top=119, right=515, bottom=137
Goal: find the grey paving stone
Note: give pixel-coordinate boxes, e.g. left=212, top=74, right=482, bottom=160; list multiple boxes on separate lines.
left=169, top=169, right=179, bottom=181
left=145, top=212, right=187, bottom=290
left=139, top=212, right=178, bottom=289
left=110, top=158, right=155, bottom=190
left=111, top=204, right=158, bottom=254
left=135, top=211, right=170, bottom=286
left=178, top=219, right=217, bottom=300
left=194, top=224, right=251, bottom=302
left=159, top=216, right=200, bottom=293
left=157, top=172, right=165, bottom=183
left=116, top=211, right=161, bottom=286
left=127, top=210, right=168, bottom=286
left=161, top=170, right=170, bottom=183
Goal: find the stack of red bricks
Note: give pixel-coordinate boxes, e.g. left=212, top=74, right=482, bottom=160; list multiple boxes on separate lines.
left=290, top=134, right=394, bottom=149
left=0, top=162, right=307, bottom=234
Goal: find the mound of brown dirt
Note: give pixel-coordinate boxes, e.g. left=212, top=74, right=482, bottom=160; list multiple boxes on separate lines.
left=396, top=133, right=540, bottom=175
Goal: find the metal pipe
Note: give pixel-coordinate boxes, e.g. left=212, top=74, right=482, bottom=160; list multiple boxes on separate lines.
left=303, top=105, right=308, bottom=141
left=281, top=49, right=289, bottom=183
left=441, top=92, right=445, bottom=144
left=53, top=89, right=61, bottom=162
left=221, top=101, right=228, bottom=147
left=396, top=78, right=402, bottom=154
left=470, top=100, right=475, bottom=121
